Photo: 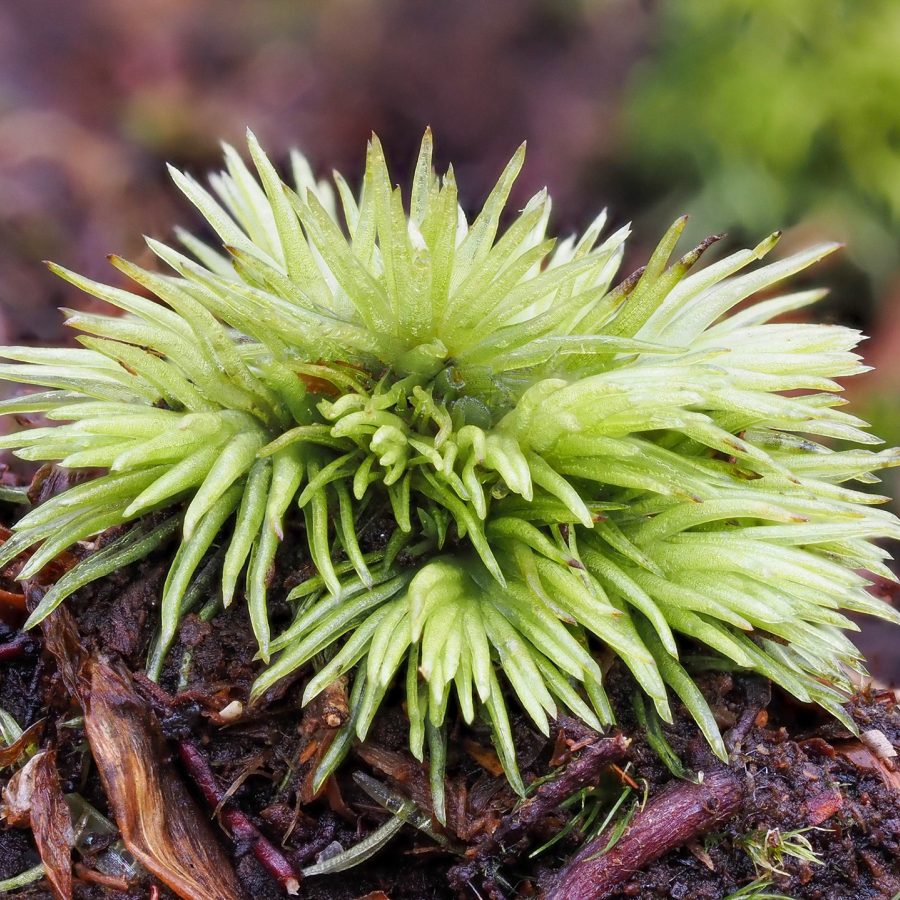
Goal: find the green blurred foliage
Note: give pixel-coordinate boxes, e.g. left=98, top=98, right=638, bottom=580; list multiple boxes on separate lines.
left=626, top=0, right=900, bottom=535
left=627, top=0, right=900, bottom=286
left=853, top=389, right=900, bottom=502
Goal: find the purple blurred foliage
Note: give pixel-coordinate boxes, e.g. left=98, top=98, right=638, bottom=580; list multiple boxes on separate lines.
left=0, top=0, right=652, bottom=344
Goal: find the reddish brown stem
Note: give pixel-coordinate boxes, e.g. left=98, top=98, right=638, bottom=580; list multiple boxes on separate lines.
left=548, top=766, right=745, bottom=899
left=497, top=732, right=630, bottom=848
left=177, top=740, right=301, bottom=895
left=449, top=728, right=629, bottom=893
left=74, top=863, right=130, bottom=892
left=0, top=631, right=36, bottom=661
left=0, top=587, right=27, bottom=612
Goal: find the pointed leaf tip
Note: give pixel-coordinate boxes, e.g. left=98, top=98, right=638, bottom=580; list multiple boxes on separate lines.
left=753, top=231, right=783, bottom=257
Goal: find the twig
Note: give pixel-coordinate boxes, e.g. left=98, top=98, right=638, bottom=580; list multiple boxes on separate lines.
left=448, top=728, right=629, bottom=892
left=0, top=631, right=36, bottom=661
left=496, top=732, right=630, bottom=848
left=177, top=740, right=302, bottom=895
left=73, top=863, right=130, bottom=892
left=0, top=587, right=27, bottom=614
left=548, top=766, right=745, bottom=899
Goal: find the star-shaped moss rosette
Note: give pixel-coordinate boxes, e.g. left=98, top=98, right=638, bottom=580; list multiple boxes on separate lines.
left=1, top=130, right=898, bottom=797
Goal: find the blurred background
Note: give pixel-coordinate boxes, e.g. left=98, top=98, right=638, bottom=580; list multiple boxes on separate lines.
left=0, top=0, right=897, bottom=676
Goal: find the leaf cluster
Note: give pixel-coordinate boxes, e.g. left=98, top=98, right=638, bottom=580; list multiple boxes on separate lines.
left=1, top=130, right=898, bottom=790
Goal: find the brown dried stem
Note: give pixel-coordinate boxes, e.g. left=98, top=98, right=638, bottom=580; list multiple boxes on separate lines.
left=490, top=731, right=630, bottom=856
left=177, top=740, right=302, bottom=895
left=548, top=766, right=745, bottom=899
left=448, top=726, right=629, bottom=892
left=0, top=631, right=35, bottom=661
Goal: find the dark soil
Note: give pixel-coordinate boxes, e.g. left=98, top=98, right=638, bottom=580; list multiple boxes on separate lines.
left=1, top=479, right=899, bottom=899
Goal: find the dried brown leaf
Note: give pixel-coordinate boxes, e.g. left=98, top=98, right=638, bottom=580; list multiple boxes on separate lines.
left=1, top=749, right=74, bottom=900
left=805, top=787, right=843, bottom=826
left=0, top=718, right=44, bottom=768
left=833, top=739, right=900, bottom=792
left=83, top=658, right=243, bottom=900
left=26, top=591, right=88, bottom=699
left=1, top=755, right=35, bottom=827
